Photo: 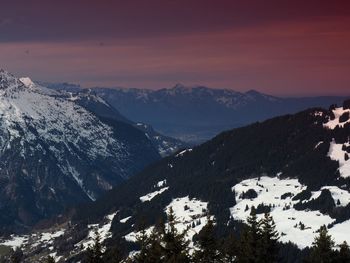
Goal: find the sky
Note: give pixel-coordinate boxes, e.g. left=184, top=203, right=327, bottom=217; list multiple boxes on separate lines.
left=0, top=0, right=350, bottom=96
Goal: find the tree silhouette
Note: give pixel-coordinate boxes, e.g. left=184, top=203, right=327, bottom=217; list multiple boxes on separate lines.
left=194, top=216, right=223, bottom=262
left=308, top=225, right=334, bottom=263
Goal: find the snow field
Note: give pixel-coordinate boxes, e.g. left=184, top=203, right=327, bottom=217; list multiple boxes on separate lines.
left=231, top=176, right=350, bottom=248
left=75, top=212, right=117, bottom=250
left=328, top=141, right=350, bottom=178
left=324, top=107, right=350, bottom=129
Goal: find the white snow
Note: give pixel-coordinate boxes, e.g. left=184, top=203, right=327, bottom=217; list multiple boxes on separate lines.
left=125, top=196, right=211, bottom=249
left=0, top=235, right=28, bottom=249
left=328, top=141, right=350, bottom=178
left=120, top=216, right=132, bottom=223
left=313, top=111, right=324, bottom=117
left=76, top=211, right=117, bottom=250
left=324, top=107, right=350, bottom=129
left=176, top=148, right=193, bottom=157
left=314, top=141, right=324, bottom=149
left=124, top=226, right=155, bottom=243
left=156, top=179, right=167, bottom=188
left=165, top=196, right=211, bottom=247
left=49, top=252, right=62, bottom=262
left=31, top=229, right=65, bottom=248
left=0, top=228, right=65, bottom=250
left=166, top=196, right=208, bottom=224
left=231, top=176, right=350, bottom=248
left=19, top=77, right=36, bottom=89
left=139, top=187, right=169, bottom=202
left=329, top=220, right=350, bottom=246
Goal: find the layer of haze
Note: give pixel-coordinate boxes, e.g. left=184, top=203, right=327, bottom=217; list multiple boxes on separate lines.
left=0, top=0, right=350, bottom=96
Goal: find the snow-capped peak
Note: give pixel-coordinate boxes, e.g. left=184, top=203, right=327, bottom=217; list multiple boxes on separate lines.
left=20, top=77, right=36, bottom=89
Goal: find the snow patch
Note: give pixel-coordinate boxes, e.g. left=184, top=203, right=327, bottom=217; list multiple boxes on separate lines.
left=0, top=228, right=65, bottom=250
left=19, top=77, right=36, bottom=89
left=324, top=107, right=350, bottom=129
left=328, top=141, right=350, bottom=178
left=139, top=187, right=169, bottom=202
left=120, top=216, right=132, bottom=223
left=314, top=141, right=323, bottom=149
left=0, top=236, right=28, bottom=249
left=156, top=179, right=167, bottom=188
left=76, top=212, right=117, bottom=250
left=176, top=148, right=193, bottom=157
left=165, top=196, right=211, bottom=248
left=125, top=196, right=210, bottom=249
left=230, top=176, right=350, bottom=248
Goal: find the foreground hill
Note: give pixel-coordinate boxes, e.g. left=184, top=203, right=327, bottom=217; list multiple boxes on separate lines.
left=0, top=70, right=162, bottom=230
left=2, top=99, right=350, bottom=262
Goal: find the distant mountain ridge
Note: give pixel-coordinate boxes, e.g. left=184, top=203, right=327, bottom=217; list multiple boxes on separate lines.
left=43, top=82, right=347, bottom=143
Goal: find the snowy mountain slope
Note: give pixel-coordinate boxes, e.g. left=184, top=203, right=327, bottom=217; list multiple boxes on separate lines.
left=0, top=69, right=160, bottom=228
left=51, top=87, right=187, bottom=157
left=133, top=123, right=186, bottom=157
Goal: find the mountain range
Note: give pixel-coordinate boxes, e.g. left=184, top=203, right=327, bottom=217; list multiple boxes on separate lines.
left=0, top=70, right=349, bottom=262
left=42, top=82, right=348, bottom=143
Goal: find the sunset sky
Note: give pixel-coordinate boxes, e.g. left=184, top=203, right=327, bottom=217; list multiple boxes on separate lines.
left=0, top=0, right=349, bottom=96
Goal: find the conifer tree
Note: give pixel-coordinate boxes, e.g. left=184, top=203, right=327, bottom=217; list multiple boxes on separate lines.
left=237, top=206, right=260, bottom=263
left=222, top=233, right=238, bottom=263
left=308, top=225, right=335, bottom=263
left=336, top=241, right=350, bottom=263
left=44, top=255, right=56, bottom=263
left=134, top=227, right=163, bottom=263
left=135, top=226, right=149, bottom=262
left=237, top=225, right=254, bottom=263
left=258, top=213, right=279, bottom=263
left=10, top=248, right=23, bottom=263
left=146, top=228, right=164, bottom=262
left=162, top=206, right=191, bottom=263
left=102, top=245, right=123, bottom=263
left=194, top=216, right=222, bottom=263
left=247, top=206, right=260, bottom=243
left=86, top=228, right=103, bottom=263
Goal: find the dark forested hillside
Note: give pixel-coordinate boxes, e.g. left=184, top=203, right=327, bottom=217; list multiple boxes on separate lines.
left=65, top=101, right=350, bottom=258
left=74, top=106, right=341, bottom=224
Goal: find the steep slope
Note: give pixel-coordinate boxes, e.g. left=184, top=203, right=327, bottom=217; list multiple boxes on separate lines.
left=86, top=84, right=346, bottom=142
left=133, top=123, right=186, bottom=157
left=0, top=70, right=160, bottom=229
left=49, top=87, right=187, bottom=157
left=4, top=100, right=350, bottom=262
